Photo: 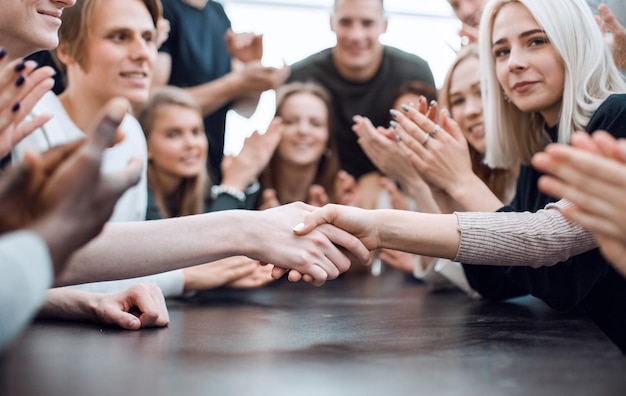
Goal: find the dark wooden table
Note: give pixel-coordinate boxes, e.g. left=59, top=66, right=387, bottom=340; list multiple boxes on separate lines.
left=1, top=270, right=625, bottom=396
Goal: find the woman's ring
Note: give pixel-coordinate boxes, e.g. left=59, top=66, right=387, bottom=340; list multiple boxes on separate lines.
left=421, top=133, right=431, bottom=146
left=430, top=124, right=441, bottom=136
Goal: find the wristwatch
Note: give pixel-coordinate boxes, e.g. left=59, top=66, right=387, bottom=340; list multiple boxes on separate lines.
left=210, top=184, right=246, bottom=202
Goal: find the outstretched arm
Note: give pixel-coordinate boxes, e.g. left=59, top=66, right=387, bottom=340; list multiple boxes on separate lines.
left=57, top=202, right=371, bottom=288
left=293, top=205, right=461, bottom=260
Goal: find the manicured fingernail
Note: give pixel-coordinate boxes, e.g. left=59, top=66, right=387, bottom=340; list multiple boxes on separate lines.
left=0, top=48, right=7, bottom=60
left=401, top=104, right=410, bottom=112
left=292, top=223, right=305, bottom=232
left=418, top=95, right=425, bottom=103
left=442, top=107, right=451, bottom=118
left=14, top=62, right=26, bottom=72
left=11, top=102, right=20, bottom=113
left=15, top=75, right=25, bottom=87
left=389, top=109, right=399, bottom=118
left=429, top=100, right=437, bottom=107
left=390, top=120, right=398, bottom=129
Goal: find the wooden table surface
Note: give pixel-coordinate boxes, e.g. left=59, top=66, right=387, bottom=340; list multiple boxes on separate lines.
left=1, top=270, right=625, bottom=396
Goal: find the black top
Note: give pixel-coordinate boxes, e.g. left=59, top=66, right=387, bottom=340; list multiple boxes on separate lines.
left=288, top=46, right=435, bottom=179
left=159, top=0, right=232, bottom=182
left=462, top=94, right=626, bottom=352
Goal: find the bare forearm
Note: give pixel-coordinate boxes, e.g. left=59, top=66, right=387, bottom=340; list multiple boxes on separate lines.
left=38, top=288, right=97, bottom=322
left=373, top=210, right=461, bottom=259
left=57, top=211, right=256, bottom=286
left=185, top=72, right=247, bottom=116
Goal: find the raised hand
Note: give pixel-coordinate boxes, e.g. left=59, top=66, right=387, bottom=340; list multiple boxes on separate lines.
left=235, top=61, right=290, bottom=93
left=220, top=117, right=283, bottom=191
left=225, top=29, right=263, bottom=63
left=0, top=56, right=56, bottom=157
left=532, top=131, right=626, bottom=276
left=306, top=184, right=330, bottom=207
left=258, top=188, right=280, bottom=210
left=1, top=97, right=143, bottom=274
left=333, top=170, right=361, bottom=207
left=352, top=114, right=418, bottom=186
left=393, top=104, right=503, bottom=211
left=596, top=4, right=626, bottom=69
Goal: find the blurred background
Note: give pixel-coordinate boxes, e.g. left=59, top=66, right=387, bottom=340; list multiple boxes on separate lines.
left=220, top=0, right=461, bottom=153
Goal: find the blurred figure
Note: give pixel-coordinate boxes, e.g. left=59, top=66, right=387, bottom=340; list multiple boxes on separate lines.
left=447, top=0, right=486, bottom=43
left=258, top=82, right=343, bottom=209
left=155, top=0, right=290, bottom=181
left=287, top=0, right=435, bottom=204
left=138, top=86, right=274, bottom=292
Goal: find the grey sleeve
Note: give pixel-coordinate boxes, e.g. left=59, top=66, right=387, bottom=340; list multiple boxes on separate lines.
left=454, top=200, right=597, bottom=267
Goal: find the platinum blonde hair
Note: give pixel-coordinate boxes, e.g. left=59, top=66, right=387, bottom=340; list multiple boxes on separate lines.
left=479, top=0, right=626, bottom=167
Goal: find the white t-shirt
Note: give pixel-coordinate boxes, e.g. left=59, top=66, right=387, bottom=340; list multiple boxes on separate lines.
left=13, top=91, right=148, bottom=222
left=12, top=92, right=184, bottom=297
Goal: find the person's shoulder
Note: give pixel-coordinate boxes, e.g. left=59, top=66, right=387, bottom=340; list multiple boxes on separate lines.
left=290, top=48, right=333, bottom=70
left=593, top=94, right=626, bottom=117
left=121, top=114, right=147, bottom=140
left=384, top=45, right=429, bottom=65
left=587, top=93, right=626, bottom=138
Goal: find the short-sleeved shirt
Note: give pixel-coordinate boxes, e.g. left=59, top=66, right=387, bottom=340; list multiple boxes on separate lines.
left=159, top=0, right=232, bottom=181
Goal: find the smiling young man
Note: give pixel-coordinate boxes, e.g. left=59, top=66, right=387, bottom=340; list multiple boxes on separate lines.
left=287, top=0, right=435, bottom=186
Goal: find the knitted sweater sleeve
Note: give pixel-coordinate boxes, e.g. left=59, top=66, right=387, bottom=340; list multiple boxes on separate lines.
left=454, top=200, right=597, bottom=267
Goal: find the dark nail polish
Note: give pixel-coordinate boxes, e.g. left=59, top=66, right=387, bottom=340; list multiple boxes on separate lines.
left=15, top=75, right=25, bottom=87
left=14, top=62, right=26, bottom=72
left=389, top=109, right=399, bottom=118
left=11, top=102, right=20, bottom=113
left=0, top=48, right=7, bottom=60
left=401, top=104, right=410, bottom=112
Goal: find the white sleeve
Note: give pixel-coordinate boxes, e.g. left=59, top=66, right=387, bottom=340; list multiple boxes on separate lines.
left=0, top=231, right=53, bottom=351
left=65, top=269, right=185, bottom=298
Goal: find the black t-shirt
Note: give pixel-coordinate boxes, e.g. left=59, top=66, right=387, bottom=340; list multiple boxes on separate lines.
left=159, top=0, right=232, bottom=182
left=288, top=46, right=435, bottom=179
left=463, top=94, right=626, bottom=352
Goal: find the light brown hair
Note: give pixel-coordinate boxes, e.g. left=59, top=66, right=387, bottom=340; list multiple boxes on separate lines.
left=137, top=86, right=209, bottom=218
